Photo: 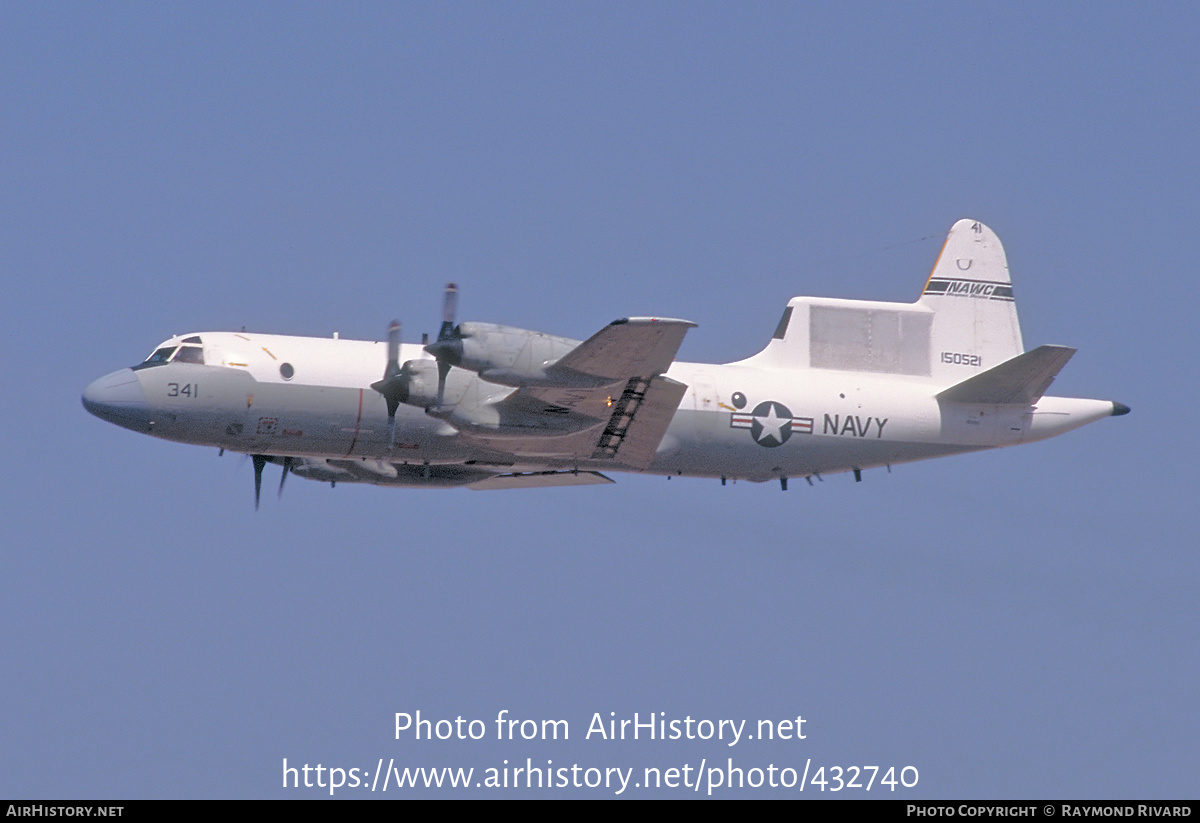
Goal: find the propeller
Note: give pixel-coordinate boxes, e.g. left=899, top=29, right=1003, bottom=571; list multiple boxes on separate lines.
left=370, top=319, right=407, bottom=446
left=371, top=283, right=461, bottom=428
left=438, top=282, right=458, bottom=342
left=424, top=282, right=461, bottom=408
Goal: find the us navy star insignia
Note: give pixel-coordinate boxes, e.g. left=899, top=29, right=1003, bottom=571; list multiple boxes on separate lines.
left=730, top=400, right=815, bottom=447
left=752, top=402, right=790, bottom=445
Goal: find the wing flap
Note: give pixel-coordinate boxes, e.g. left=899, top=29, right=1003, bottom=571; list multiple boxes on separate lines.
left=936, top=344, right=1076, bottom=405
left=591, top=375, right=689, bottom=469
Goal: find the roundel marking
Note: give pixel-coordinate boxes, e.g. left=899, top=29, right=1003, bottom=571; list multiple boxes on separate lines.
left=749, top=400, right=793, bottom=447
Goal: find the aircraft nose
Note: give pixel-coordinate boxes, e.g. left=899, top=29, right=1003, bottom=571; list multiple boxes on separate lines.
left=82, top=369, right=152, bottom=433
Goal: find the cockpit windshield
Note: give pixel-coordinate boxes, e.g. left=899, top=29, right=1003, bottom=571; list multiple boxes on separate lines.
left=142, top=346, right=177, bottom=366
left=133, top=342, right=205, bottom=370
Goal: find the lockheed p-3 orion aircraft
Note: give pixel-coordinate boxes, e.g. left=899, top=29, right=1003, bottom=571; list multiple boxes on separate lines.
left=83, top=219, right=1128, bottom=506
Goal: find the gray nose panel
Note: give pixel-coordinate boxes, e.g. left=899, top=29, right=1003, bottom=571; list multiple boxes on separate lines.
left=82, top=369, right=151, bottom=433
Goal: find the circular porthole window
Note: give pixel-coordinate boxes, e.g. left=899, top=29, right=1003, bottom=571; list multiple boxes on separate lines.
left=280, top=363, right=295, bottom=380
left=731, top=391, right=747, bottom=409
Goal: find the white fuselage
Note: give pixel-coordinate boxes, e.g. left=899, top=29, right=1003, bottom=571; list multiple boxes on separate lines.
left=82, top=221, right=1126, bottom=491
left=83, top=329, right=1116, bottom=486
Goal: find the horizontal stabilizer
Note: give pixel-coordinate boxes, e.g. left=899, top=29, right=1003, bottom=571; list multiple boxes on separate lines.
left=468, top=470, right=614, bottom=490
left=936, top=344, right=1076, bottom=405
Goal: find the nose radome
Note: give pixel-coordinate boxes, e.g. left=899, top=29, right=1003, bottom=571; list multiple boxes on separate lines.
left=82, top=369, right=151, bottom=432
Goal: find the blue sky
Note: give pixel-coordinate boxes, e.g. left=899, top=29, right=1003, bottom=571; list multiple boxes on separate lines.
left=2, top=3, right=1196, bottom=798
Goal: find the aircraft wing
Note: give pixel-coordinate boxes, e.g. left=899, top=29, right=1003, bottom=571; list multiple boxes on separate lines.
left=549, top=316, right=696, bottom=383
left=474, top=317, right=696, bottom=468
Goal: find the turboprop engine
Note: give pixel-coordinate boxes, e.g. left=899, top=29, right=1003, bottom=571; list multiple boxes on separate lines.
left=390, top=358, right=441, bottom=407
left=424, top=321, right=588, bottom=387
left=370, top=283, right=626, bottom=443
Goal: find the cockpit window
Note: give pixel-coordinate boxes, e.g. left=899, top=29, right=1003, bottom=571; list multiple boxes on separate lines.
left=131, top=346, right=178, bottom=370
left=181, top=336, right=203, bottom=344
left=174, top=346, right=205, bottom=364
left=141, top=346, right=178, bottom=365
left=132, top=344, right=204, bottom=370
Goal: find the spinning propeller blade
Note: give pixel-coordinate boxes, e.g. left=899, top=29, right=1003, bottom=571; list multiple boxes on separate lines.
left=426, top=283, right=461, bottom=407
left=438, top=282, right=458, bottom=341
left=370, top=319, right=407, bottom=447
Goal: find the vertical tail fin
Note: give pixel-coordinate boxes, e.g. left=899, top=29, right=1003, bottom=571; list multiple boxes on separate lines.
left=920, top=219, right=1024, bottom=382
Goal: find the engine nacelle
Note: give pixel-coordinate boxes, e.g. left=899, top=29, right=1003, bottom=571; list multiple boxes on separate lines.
left=426, top=322, right=583, bottom=386
left=395, top=358, right=442, bottom=408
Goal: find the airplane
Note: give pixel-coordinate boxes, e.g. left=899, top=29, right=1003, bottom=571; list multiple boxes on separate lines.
left=82, top=219, right=1128, bottom=506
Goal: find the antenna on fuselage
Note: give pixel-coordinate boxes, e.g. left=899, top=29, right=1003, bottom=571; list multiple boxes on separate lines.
left=252, top=454, right=266, bottom=510
left=278, top=456, right=293, bottom=498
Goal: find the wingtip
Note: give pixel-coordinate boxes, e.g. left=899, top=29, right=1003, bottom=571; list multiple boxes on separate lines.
left=1111, top=401, right=1131, bottom=416
left=617, top=316, right=699, bottom=328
